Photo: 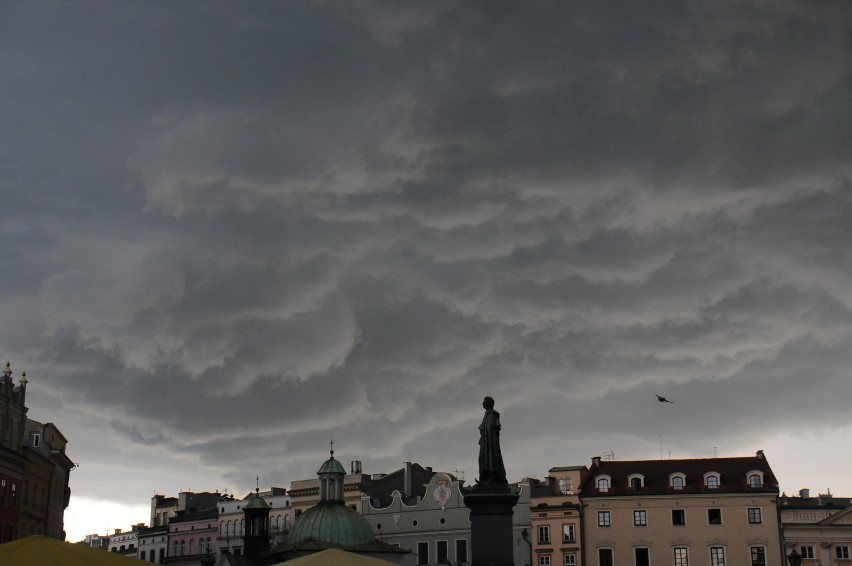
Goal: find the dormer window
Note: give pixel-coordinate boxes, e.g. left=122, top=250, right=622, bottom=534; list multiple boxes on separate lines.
left=748, top=472, right=764, bottom=488
left=627, top=474, right=644, bottom=490
left=704, top=473, right=720, bottom=489
left=596, top=476, right=611, bottom=493
left=670, top=473, right=686, bottom=490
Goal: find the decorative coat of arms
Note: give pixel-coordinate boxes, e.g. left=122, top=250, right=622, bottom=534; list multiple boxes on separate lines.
left=433, top=476, right=452, bottom=509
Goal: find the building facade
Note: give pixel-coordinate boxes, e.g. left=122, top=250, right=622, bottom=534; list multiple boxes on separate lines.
left=530, top=465, right=588, bottom=566
left=360, top=462, right=533, bottom=566
left=780, top=489, right=852, bottom=565
left=109, top=523, right=145, bottom=555
left=0, top=362, right=27, bottom=543
left=138, top=524, right=169, bottom=563
left=579, top=451, right=783, bottom=566
left=0, top=361, right=74, bottom=544
left=216, top=487, right=291, bottom=558
left=24, top=419, right=74, bottom=539
left=166, top=506, right=219, bottom=565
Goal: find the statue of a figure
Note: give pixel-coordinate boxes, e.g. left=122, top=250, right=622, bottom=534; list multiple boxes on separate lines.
left=478, top=396, right=507, bottom=484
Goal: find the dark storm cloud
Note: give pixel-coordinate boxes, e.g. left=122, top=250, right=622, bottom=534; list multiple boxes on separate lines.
left=3, top=0, right=852, bottom=513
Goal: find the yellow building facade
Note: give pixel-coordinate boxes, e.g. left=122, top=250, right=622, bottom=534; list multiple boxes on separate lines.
left=530, top=465, right=588, bottom=566
left=579, top=451, right=784, bottom=566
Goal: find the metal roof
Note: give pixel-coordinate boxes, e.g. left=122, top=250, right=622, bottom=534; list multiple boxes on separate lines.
left=286, top=502, right=375, bottom=548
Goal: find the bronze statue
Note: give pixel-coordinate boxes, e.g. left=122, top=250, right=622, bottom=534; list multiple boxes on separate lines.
left=478, top=396, right=507, bottom=484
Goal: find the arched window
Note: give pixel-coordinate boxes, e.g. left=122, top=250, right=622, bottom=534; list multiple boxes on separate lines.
left=173, top=541, right=179, bottom=556
left=179, top=540, right=185, bottom=556
left=670, top=473, right=686, bottom=490
left=749, top=473, right=763, bottom=488
left=705, top=473, right=720, bottom=489
left=596, top=477, right=610, bottom=492
left=628, top=474, right=644, bottom=490
left=206, top=537, right=212, bottom=553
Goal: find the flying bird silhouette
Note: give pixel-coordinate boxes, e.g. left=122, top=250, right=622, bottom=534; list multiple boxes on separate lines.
left=656, top=394, right=674, bottom=403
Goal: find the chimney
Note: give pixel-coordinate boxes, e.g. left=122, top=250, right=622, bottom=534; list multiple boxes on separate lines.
left=404, top=461, right=412, bottom=498
left=799, top=488, right=810, bottom=498
left=351, top=460, right=362, bottom=474
left=756, top=449, right=765, bottom=460
left=591, top=456, right=602, bottom=467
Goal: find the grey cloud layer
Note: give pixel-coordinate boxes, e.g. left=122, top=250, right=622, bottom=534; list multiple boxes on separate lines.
left=2, top=1, right=852, bottom=503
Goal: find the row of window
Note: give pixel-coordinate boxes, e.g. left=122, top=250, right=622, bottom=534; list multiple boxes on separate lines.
left=595, top=472, right=764, bottom=492
left=171, top=537, right=213, bottom=556
left=573, top=545, right=767, bottom=566
left=139, top=548, right=166, bottom=562
left=795, top=545, right=850, bottom=560
left=592, top=507, right=763, bottom=528
left=218, top=515, right=290, bottom=537
left=537, top=507, right=765, bottom=545
left=537, top=553, right=576, bottom=565
left=538, top=524, right=575, bottom=544
left=415, top=539, right=467, bottom=565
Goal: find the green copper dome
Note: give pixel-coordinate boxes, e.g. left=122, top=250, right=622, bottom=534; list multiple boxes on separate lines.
left=317, top=456, right=346, bottom=475
left=287, top=501, right=375, bottom=548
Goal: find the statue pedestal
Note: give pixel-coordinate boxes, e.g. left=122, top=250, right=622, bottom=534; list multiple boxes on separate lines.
left=464, top=484, right=519, bottom=566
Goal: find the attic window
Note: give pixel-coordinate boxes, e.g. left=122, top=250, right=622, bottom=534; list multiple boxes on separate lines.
left=704, top=472, right=720, bottom=489
left=628, top=474, right=644, bottom=490
left=596, top=476, right=611, bottom=493
left=670, top=474, right=686, bottom=490
left=748, top=472, right=764, bottom=488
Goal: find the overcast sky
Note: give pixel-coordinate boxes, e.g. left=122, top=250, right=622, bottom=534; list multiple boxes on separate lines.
left=3, top=0, right=852, bottom=542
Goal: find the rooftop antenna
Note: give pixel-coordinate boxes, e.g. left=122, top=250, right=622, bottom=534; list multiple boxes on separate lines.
left=453, top=469, right=465, bottom=481
left=659, top=436, right=663, bottom=460
left=705, top=446, right=717, bottom=457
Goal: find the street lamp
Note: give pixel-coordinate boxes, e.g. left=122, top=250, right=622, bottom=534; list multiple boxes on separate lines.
left=787, top=548, right=802, bottom=566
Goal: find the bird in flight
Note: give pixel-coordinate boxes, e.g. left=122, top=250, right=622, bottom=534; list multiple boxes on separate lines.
left=656, top=394, right=674, bottom=403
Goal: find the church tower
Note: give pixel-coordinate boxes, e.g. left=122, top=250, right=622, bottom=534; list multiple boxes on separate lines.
left=242, top=485, right=271, bottom=559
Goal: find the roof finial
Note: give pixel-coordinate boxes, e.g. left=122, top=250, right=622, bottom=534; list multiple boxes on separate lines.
left=256, top=475, right=260, bottom=494
left=330, top=438, right=335, bottom=458
left=20, top=371, right=27, bottom=385
left=3, top=361, right=10, bottom=378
